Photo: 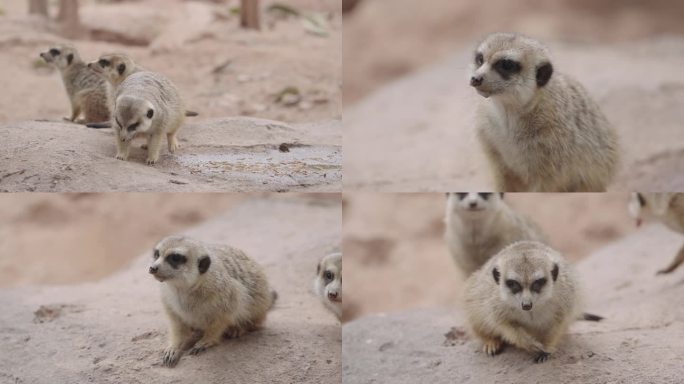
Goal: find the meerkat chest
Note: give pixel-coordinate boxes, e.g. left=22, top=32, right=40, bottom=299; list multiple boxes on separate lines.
left=162, top=287, right=210, bottom=328
left=483, top=103, right=530, bottom=175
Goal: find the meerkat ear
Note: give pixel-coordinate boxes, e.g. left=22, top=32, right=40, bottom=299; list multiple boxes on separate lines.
left=492, top=267, right=500, bottom=284
left=198, top=255, right=211, bottom=274
left=67, top=53, right=74, bottom=65
left=146, top=109, right=154, bottom=119
left=551, top=263, right=559, bottom=281
left=536, top=62, right=553, bottom=87
left=117, top=63, right=126, bottom=75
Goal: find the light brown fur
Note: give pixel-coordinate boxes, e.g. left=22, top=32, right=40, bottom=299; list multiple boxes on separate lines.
left=471, top=33, right=619, bottom=192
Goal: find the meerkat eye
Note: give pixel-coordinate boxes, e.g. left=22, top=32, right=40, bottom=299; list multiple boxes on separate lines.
left=495, top=59, right=521, bottom=73
left=147, top=109, right=154, bottom=119
left=117, top=63, right=126, bottom=75
left=324, top=271, right=334, bottom=281
left=127, top=122, right=139, bottom=132
left=98, top=59, right=110, bottom=67
left=530, top=278, right=547, bottom=293
left=49, top=48, right=61, bottom=56
left=505, top=279, right=522, bottom=294
left=153, top=249, right=160, bottom=259
left=475, top=52, right=483, bottom=66
left=456, top=193, right=467, bottom=200
left=478, top=193, right=491, bottom=200
left=165, top=253, right=187, bottom=268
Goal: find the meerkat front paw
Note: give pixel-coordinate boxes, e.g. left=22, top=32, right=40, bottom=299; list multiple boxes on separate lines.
left=534, top=351, right=550, bottom=363
left=223, top=326, right=246, bottom=339
left=115, top=153, right=128, bottom=161
left=161, top=346, right=182, bottom=367
left=482, top=339, right=504, bottom=356
left=188, top=340, right=218, bottom=355
left=146, top=158, right=158, bottom=165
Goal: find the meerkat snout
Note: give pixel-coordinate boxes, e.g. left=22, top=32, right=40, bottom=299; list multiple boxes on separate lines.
left=470, top=75, right=483, bottom=87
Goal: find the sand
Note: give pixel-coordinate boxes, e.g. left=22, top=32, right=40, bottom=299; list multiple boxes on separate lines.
left=343, top=223, right=684, bottom=383
left=0, top=196, right=342, bottom=383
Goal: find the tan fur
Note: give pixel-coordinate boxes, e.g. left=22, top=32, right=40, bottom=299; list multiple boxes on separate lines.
left=314, top=253, right=342, bottom=319
left=463, top=241, right=581, bottom=363
left=110, top=70, right=186, bottom=164
left=150, top=235, right=276, bottom=367
left=87, top=53, right=143, bottom=89
left=471, top=33, right=619, bottom=192
left=445, top=193, right=546, bottom=276
left=39, top=44, right=110, bottom=123
left=629, top=193, right=684, bottom=274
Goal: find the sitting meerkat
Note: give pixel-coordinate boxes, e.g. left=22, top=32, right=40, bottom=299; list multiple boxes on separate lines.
left=464, top=241, right=591, bottom=363
left=628, top=193, right=684, bottom=274
left=39, top=44, right=110, bottom=124
left=149, top=235, right=277, bottom=367
left=445, top=192, right=546, bottom=276
left=470, top=33, right=619, bottom=192
left=314, top=253, right=342, bottom=319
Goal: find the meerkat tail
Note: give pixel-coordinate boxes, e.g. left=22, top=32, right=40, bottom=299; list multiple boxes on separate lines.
left=657, top=246, right=684, bottom=275
left=581, top=312, right=604, bottom=322
left=185, top=110, right=199, bottom=117
left=86, top=121, right=112, bottom=129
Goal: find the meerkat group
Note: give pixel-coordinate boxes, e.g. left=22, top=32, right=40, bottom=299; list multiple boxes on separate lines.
left=470, top=33, right=619, bottom=192
left=40, top=46, right=196, bottom=165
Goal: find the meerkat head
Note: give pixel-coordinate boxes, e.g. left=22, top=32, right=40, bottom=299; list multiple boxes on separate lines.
left=491, top=242, right=559, bottom=312
left=469, top=33, right=553, bottom=105
left=315, top=253, right=342, bottom=317
left=149, top=235, right=211, bottom=286
left=39, top=44, right=82, bottom=70
left=446, top=193, right=504, bottom=216
left=113, top=95, right=155, bottom=142
left=88, top=53, right=136, bottom=86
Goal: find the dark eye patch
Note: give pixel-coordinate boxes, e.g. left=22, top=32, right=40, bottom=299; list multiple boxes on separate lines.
left=98, top=59, right=110, bottom=67
left=530, top=278, right=547, bottom=293
left=49, top=48, right=61, bottom=56
left=493, top=59, right=521, bottom=79
left=127, top=122, right=139, bottom=132
left=475, top=52, right=483, bottom=67
left=505, top=279, right=522, bottom=294
left=324, top=270, right=334, bottom=281
left=478, top=193, right=491, bottom=200
left=153, top=249, right=160, bottom=259
left=165, top=253, right=187, bottom=269
left=456, top=193, right=467, bottom=200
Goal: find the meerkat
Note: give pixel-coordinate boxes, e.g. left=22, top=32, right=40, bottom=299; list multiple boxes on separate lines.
left=628, top=193, right=684, bottom=274
left=314, top=252, right=342, bottom=319
left=445, top=192, right=547, bottom=276
left=463, top=241, right=590, bottom=363
left=149, top=235, right=277, bottom=367
left=87, top=53, right=198, bottom=118
left=39, top=44, right=111, bottom=124
left=470, top=33, right=619, bottom=192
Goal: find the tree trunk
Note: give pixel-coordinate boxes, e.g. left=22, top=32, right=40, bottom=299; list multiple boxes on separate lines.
left=57, top=0, right=82, bottom=38
left=240, top=0, right=260, bottom=30
left=28, top=0, right=49, bottom=16
left=343, top=0, right=362, bottom=14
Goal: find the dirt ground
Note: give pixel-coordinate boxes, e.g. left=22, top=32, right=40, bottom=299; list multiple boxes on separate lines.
left=343, top=0, right=684, bottom=191
left=342, top=193, right=638, bottom=321
left=0, top=196, right=341, bottom=383
left=0, top=0, right=341, bottom=192
left=343, top=224, right=684, bottom=383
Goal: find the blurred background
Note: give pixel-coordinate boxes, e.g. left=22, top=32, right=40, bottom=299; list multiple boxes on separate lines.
left=0, top=0, right=340, bottom=123
left=0, top=193, right=337, bottom=287
left=343, top=0, right=684, bottom=105
left=342, top=193, right=639, bottom=322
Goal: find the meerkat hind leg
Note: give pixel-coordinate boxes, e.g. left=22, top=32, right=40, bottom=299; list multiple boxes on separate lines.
left=657, top=244, right=684, bottom=275
left=167, top=132, right=180, bottom=153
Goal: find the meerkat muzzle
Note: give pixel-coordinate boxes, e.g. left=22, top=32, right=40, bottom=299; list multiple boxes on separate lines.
left=522, top=302, right=533, bottom=311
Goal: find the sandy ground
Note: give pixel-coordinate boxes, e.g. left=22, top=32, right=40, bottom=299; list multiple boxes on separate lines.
left=0, top=117, right=341, bottom=192
left=343, top=37, right=684, bottom=191
left=342, top=193, right=638, bottom=321
left=0, top=0, right=341, bottom=192
left=343, top=224, right=684, bottom=383
left=0, top=196, right=341, bottom=383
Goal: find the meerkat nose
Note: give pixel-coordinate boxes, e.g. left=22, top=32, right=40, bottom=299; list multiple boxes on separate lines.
left=328, top=292, right=338, bottom=300
left=470, top=76, right=483, bottom=87
left=149, top=266, right=158, bottom=274
left=522, top=302, right=533, bottom=311
left=469, top=201, right=477, bottom=209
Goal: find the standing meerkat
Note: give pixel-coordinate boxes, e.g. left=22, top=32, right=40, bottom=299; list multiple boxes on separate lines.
left=314, top=252, right=342, bottom=319
left=463, top=241, right=588, bottom=363
left=149, top=235, right=277, bottom=367
left=628, top=193, right=684, bottom=274
left=445, top=193, right=546, bottom=276
left=470, top=33, right=619, bottom=192
left=39, top=44, right=110, bottom=124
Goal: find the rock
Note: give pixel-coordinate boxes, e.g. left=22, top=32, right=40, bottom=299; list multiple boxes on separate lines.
left=343, top=224, right=684, bottom=383
left=0, top=198, right=341, bottom=383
